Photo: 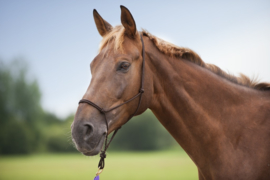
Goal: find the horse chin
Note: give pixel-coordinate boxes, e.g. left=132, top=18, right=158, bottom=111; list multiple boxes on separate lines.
left=82, top=135, right=105, bottom=156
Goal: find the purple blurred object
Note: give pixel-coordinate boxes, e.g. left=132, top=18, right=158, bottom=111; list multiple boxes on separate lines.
left=94, top=175, right=99, bottom=180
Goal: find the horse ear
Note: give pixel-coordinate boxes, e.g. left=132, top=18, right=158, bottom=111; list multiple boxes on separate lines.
left=120, top=5, right=137, bottom=37
left=93, top=9, right=112, bottom=37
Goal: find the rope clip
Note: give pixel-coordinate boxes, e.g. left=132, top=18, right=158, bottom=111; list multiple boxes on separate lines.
left=96, top=167, right=103, bottom=176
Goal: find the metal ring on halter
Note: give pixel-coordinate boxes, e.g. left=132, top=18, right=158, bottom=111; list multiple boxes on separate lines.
left=96, top=168, right=103, bottom=176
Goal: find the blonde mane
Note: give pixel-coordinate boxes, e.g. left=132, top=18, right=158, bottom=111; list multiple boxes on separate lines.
left=99, top=26, right=270, bottom=91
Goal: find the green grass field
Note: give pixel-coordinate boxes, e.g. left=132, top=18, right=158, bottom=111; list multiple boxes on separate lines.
left=0, top=150, right=198, bottom=180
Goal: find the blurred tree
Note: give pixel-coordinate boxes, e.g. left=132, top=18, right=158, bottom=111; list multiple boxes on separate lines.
left=0, top=59, right=43, bottom=154
left=0, top=59, right=77, bottom=154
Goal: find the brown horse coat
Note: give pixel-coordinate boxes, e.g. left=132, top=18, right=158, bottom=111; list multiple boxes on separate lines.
left=71, top=6, right=270, bottom=180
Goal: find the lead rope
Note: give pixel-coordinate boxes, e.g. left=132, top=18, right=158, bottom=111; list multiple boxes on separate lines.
left=79, top=34, right=145, bottom=180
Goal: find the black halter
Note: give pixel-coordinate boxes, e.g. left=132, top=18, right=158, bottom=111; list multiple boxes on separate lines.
left=78, top=34, right=145, bottom=170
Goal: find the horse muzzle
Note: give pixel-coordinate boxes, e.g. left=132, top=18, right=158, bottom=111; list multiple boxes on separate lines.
left=71, top=119, right=107, bottom=156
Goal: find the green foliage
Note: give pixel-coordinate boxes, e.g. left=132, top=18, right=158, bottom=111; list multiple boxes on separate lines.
left=0, top=59, right=43, bottom=154
left=0, top=120, right=34, bottom=154
left=110, top=110, right=177, bottom=151
left=42, top=114, right=77, bottom=152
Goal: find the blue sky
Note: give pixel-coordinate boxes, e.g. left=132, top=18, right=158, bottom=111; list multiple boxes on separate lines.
left=1, top=0, right=269, bottom=118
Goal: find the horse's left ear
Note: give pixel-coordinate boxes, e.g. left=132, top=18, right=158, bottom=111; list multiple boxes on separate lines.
left=120, top=5, right=137, bottom=37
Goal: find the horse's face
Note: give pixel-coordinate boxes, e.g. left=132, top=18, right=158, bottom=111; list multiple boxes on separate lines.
left=71, top=7, right=149, bottom=156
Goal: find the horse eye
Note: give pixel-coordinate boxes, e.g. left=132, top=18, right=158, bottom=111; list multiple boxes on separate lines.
left=118, top=62, right=130, bottom=71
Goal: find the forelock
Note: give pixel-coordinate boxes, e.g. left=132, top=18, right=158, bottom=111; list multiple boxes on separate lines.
left=99, top=25, right=140, bottom=53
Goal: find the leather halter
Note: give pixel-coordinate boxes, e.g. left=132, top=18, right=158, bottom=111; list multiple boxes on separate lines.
left=78, top=34, right=145, bottom=170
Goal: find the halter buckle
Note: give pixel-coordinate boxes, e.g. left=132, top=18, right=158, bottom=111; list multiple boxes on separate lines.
left=139, top=89, right=144, bottom=93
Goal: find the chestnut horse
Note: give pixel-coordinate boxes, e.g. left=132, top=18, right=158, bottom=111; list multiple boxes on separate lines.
left=71, top=6, right=270, bottom=180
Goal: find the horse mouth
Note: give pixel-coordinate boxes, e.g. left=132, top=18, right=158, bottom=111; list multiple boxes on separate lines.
left=80, top=135, right=105, bottom=156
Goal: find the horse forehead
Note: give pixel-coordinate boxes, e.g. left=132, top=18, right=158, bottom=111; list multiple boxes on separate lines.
left=91, top=37, right=141, bottom=70
left=92, top=47, right=139, bottom=67
left=90, top=48, right=113, bottom=70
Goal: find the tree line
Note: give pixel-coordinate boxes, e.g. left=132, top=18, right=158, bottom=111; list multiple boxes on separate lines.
left=0, top=59, right=177, bottom=155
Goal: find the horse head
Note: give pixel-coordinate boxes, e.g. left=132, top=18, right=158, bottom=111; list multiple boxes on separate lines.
left=71, top=6, right=152, bottom=156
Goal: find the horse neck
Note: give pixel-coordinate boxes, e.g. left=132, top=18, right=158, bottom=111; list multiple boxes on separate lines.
left=144, top=38, right=269, bottom=168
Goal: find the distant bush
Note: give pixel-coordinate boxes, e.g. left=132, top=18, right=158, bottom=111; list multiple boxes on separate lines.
left=0, top=120, right=34, bottom=154
left=47, top=134, right=75, bottom=152
left=43, top=114, right=77, bottom=152
left=109, top=110, right=177, bottom=151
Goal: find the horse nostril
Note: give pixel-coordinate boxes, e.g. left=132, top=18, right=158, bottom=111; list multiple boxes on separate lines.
left=83, top=123, right=93, bottom=140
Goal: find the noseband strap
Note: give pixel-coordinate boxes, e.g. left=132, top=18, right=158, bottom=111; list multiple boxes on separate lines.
left=78, top=33, right=145, bottom=170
